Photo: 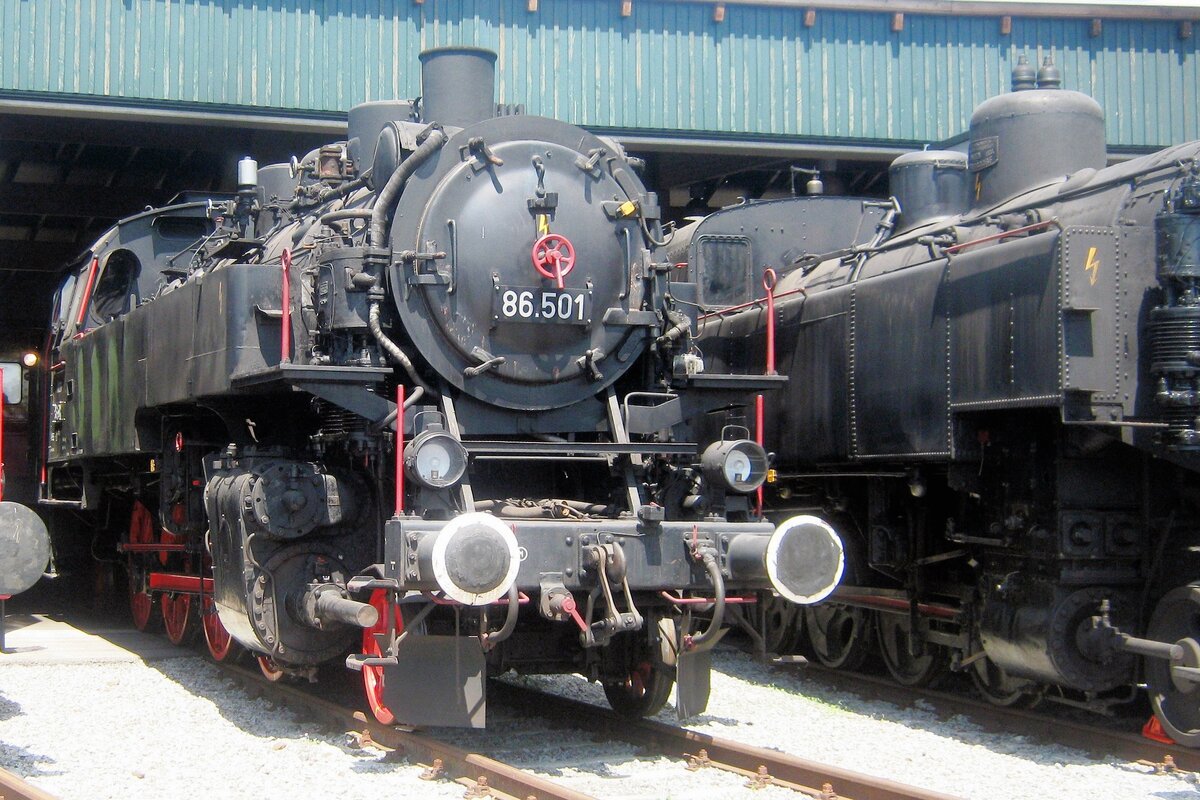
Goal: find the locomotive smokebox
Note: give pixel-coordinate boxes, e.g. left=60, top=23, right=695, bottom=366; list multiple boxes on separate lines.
left=419, top=46, right=497, bottom=129
left=727, top=515, right=845, bottom=605
left=413, top=513, right=521, bottom=605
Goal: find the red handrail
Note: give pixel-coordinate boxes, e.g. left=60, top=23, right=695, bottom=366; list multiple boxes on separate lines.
left=280, top=249, right=292, bottom=364
left=75, top=256, right=100, bottom=328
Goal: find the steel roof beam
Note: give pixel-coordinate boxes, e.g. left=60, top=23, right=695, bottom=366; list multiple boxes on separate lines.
left=0, top=240, right=79, bottom=274
left=0, top=183, right=161, bottom=220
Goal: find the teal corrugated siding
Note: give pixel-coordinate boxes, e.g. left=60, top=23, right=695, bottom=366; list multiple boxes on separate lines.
left=0, top=0, right=1196, bottom=148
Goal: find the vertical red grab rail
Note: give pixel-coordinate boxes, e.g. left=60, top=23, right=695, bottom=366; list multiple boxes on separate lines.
left=764, top=268, right=777, bottom=376
left=280, top=248, right=292, bottom=364
left=394, top=384, right=405, bottom=517
left=756, top=269, right=778, bottom=516
left=75, top=256, right=100, bottom=329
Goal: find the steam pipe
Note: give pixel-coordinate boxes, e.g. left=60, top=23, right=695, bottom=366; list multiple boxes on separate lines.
left=374, top=385, right=425, bottom=432
left=686, top=552, right=727, bottom=648
left=656, top=308, right=691, bottom=347
left=364, top=127, right=446, bottom=396
left=320, top=209, right=373, bottom=227
left=368, top=126, right=447, bottom=250
left=369, top=301, right=434, bottom=396
left=317, top=172, right=370, bottom=203
left=481, top=582, right=520, bottom=651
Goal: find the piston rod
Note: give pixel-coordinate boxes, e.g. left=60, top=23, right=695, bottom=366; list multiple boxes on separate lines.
left=302, top=587, right=380, bottom=629
left=1110, top=631, right=1185, bottom=663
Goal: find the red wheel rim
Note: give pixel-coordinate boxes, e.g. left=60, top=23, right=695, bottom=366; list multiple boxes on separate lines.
left=162, top=592, right=192, bottom=645
left=258, top=655, right=285, bottom=682
left=363, top=589, right=402, bottom=724
left=201, top=595, right=236, bottom=662
left=130, top=587, right=154, bottom=631
left=128, top=501, right=156, bottom=631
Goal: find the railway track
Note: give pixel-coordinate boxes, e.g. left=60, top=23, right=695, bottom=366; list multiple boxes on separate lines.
left=217, top=662, right=960, bottom=800
left=797, top=663, right=1197, bottom=776
left=487, top=681, right=963, bottom=800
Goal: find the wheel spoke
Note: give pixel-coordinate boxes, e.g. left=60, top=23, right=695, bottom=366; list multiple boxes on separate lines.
left=876, top=612, right=946, bottom=688
left=803, top=603, right=871, bottom=670
left=755, top=591, right=803, bottom=655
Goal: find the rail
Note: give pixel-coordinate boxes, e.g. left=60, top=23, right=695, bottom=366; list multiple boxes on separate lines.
left=799, top=663, right=1200, bottom=775
left=218, top=660, right=963, bottom=800
left=0, top=766, right=59, bottom=800
left=218, top=663, right=594, bottom=800
left=489, top=682, right=965, bottom=800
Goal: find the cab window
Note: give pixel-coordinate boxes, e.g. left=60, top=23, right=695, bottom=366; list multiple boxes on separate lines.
left=695, top=235, right=753, bottom=308
left=90, top=250, right=141, bottom=321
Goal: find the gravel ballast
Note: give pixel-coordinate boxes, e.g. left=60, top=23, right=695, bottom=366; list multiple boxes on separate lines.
left=1, top=635, right=1197, bottom=799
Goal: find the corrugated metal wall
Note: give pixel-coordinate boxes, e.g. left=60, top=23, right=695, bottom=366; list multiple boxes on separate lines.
left=0, top=0, right=1195, bottom=148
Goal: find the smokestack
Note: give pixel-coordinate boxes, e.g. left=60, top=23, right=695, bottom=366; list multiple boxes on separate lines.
left=419, top=46, right=498, bottom=128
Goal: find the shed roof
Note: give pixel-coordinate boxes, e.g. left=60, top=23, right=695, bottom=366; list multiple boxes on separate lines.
left=0, top=0, right=1195, bottom=150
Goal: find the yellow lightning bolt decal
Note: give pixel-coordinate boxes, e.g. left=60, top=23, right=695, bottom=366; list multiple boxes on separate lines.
left=537, top=213, right=549, bottom=237
left=1084, top=246, right=1100, bottom=286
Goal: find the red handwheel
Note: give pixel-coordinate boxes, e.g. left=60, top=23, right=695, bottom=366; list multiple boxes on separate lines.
left=531, top=233, right=576, bottom=289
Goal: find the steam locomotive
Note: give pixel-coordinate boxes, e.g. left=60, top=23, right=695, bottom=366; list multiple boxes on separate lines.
left=0, top=347, right=51, bottom=607
left=34, top=47, right=843, bottom=727
left=685, top=56, right=1200, bottom=744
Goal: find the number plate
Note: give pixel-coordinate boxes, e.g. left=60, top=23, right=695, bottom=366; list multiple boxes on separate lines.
left=495, top=286, right=591, bottom=324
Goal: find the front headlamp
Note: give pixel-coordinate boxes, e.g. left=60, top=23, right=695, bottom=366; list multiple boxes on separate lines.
left=701, top=439, right=769, bottom=493
left=404, top=429, right=468, bottom=489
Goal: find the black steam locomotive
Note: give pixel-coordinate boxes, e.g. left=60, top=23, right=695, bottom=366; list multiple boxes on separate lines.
left=686, top=56, right=1200, bottom=744
left=36, top=47, right=843, bottom=727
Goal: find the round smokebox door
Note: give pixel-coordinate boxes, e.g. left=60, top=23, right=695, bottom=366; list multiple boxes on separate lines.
left=391, top=116, right=649, bottom=410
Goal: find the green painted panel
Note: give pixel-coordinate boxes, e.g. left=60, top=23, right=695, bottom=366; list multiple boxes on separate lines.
left=0, top=0, right=1196, bottom=148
